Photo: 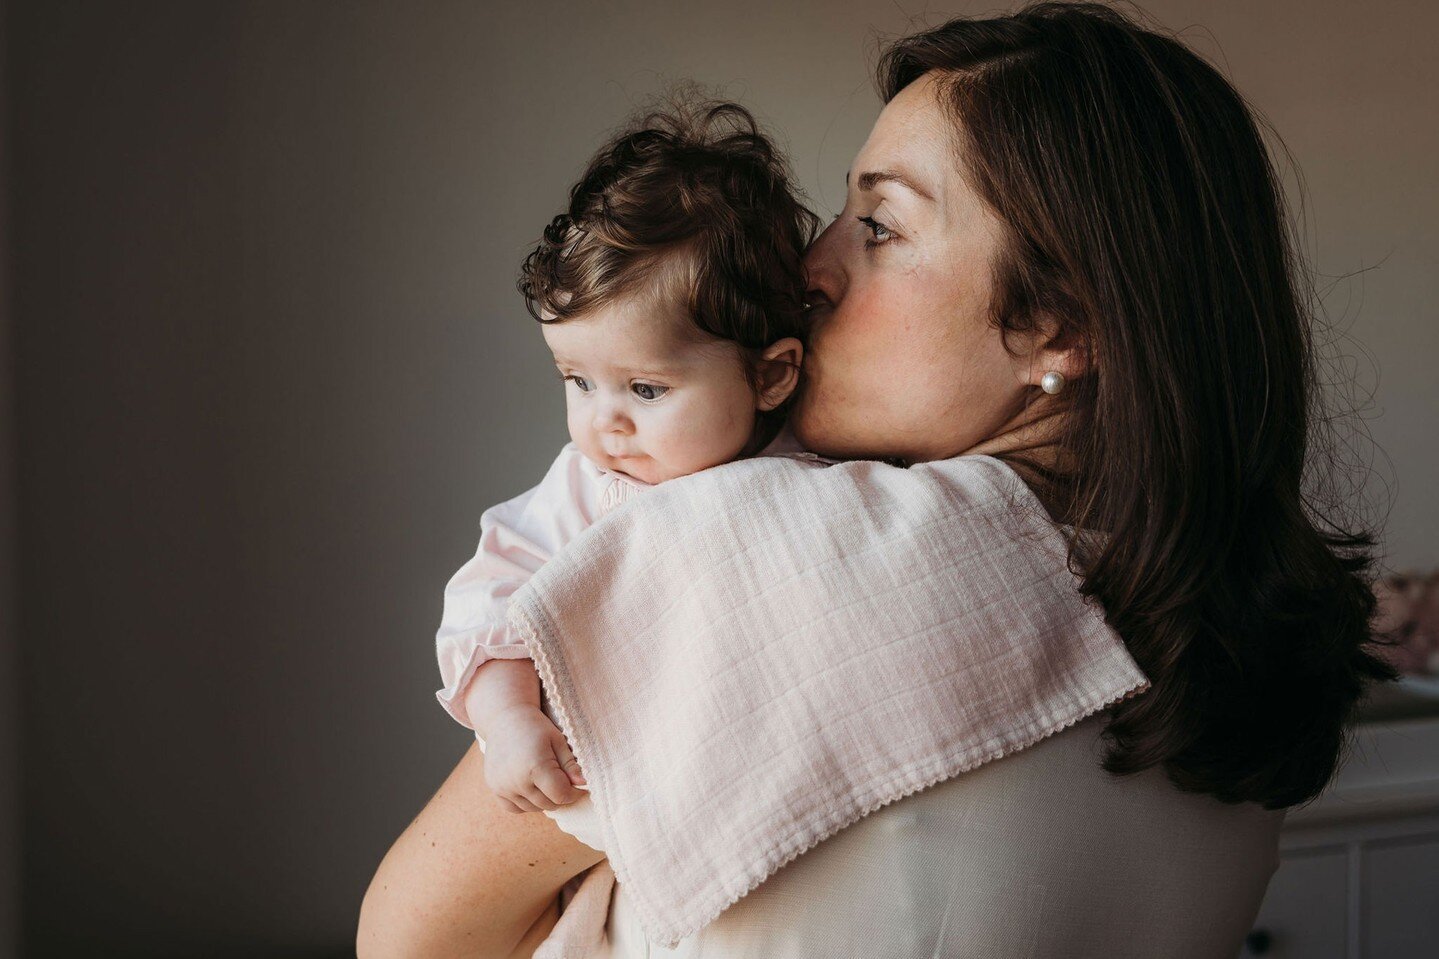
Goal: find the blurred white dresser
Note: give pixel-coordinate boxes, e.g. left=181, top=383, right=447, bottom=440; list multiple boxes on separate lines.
left=1239, top=685, right=1439, bottom=957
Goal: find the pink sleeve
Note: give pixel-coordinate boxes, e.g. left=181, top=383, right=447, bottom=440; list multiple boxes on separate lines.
left=433, top=442, right=604, bottom=729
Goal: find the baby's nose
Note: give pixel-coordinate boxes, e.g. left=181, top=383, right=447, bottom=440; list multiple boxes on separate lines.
left=593, top=400, right=632, bottom=433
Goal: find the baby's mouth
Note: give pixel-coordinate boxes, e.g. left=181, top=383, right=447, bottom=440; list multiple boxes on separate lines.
left=608, top=456, right=641, bottom=477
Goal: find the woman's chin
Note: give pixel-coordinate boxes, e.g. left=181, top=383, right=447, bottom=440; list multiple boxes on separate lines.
left=793, top=411, right=887, bottom=462
left=788, top=409, right=838, bottom=458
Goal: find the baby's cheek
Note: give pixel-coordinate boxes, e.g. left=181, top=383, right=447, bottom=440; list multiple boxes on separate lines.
left=563, top=405, right=587, bottom=443
left=671, top=400, right=748, bottom=468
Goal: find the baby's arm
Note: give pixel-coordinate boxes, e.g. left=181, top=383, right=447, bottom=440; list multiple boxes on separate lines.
left=434, top=441, right=602, bottom=727
left=463, top=657, right=587, bottom=814
left=434, top=442, right=602, bottom=809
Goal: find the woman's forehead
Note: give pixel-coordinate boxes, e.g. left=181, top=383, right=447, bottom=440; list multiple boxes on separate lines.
left=853, top=74, right=957, bottom=205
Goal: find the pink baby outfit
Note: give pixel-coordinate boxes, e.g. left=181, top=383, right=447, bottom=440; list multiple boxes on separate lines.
left=433, top=424, right=828, bottom=730
left=433, top=445, right=648, bottom=729
left=432, top=425, right=832, bottom=958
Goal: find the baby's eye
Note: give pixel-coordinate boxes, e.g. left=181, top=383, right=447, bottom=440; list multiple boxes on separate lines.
left=564, top=374, right=593, bottom=393
left=632, top=383, right=669, bottom=401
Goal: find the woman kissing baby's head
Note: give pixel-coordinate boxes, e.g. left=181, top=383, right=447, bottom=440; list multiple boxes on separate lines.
left=517, top=94, right=821, bottom=485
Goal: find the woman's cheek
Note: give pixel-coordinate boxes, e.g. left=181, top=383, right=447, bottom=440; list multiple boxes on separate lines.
left=838, top=281, right=912, bottom=366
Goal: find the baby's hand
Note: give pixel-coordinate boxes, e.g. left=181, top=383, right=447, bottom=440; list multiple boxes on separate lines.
left=483, top=703, right=588, bottom=814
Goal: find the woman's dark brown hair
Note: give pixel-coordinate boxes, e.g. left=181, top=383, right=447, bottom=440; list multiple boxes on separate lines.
left=878, top=0, right=1400, bottom=809
left=518, top=95, right=820, bottom=456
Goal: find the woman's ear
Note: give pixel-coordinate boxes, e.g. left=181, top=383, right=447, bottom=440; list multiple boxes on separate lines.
left=755, top=337, right=804, bottom=411
left=1025, top=316, right=1090, bottom=388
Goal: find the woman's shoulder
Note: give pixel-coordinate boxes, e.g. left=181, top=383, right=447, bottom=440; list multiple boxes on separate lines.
left=696, top=431, right=1047, bottom=525
left=607, top=712, right=1285, bottom=958
left=755, top=423, right=1024, bottom=488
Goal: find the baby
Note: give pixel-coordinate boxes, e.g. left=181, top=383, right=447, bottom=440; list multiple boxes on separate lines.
left=433, top=97, right=828, bottom=814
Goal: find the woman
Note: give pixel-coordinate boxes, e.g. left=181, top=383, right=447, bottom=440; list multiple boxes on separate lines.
left=358, top=3, right=1399, bottom=956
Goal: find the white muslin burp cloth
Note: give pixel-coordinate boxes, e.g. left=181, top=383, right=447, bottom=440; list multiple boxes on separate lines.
left=507, top=451, right=1150, bottom=951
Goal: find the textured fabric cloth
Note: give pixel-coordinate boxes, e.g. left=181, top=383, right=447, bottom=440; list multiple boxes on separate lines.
left=446, top=425, right=832, bottom=958
left=434, top=428, right=825, bottom=731
left=505, top=448, right=1152, bottom=950
left=534, top=860, right=618, bottom=959
left=598, top=711, right=1286, bottom=959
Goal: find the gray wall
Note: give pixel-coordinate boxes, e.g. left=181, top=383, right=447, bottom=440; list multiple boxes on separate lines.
left=1, top=0, right=17, bottom=955
left=3, top=1, right=1434, bottom=954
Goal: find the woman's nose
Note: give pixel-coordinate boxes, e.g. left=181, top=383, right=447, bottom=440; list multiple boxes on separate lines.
left=801, top=218, right=843, bottom=310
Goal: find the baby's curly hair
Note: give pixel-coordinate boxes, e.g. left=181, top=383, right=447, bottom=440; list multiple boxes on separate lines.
left=518, top=93, right=821, bottom=453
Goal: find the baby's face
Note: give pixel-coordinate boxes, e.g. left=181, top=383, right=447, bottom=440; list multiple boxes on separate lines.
left=541, top=293, right=759, bottom=485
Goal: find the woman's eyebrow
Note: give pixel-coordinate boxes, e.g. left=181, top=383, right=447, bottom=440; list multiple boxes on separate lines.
left=846, top=168, right=935, bottom=202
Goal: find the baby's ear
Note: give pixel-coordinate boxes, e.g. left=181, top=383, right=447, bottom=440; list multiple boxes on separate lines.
left=755, top=337, right=803, bottom=411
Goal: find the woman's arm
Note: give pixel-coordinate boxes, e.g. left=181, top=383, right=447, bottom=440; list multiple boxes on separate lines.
left=356, top=739, right=607, bottom=958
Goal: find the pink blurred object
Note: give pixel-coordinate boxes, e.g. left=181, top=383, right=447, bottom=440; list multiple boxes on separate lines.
left=1372, top=569, right=1439, bottom=676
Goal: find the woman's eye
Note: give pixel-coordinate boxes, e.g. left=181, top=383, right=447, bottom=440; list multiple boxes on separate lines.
left=856, top=215, right=895, bottom=248
left=564, top=374, right=592, bottom=392
left=632, top=383, right=668, bottom=401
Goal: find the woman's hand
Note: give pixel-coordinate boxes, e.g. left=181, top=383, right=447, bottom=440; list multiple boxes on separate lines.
left=483, top=703, right=588, bottom=813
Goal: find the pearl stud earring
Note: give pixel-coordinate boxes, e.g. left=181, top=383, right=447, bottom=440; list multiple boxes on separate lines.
left=1040, top=371, right=1066, bottom=395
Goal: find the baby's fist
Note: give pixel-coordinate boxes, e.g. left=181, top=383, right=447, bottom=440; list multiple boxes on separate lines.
left=482, top=704, right=588, bottom=814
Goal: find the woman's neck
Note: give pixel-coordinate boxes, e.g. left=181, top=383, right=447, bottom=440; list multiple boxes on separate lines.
left=959, top=394, right=1079, bottom=523
left=963, top=394, right=1069, bottom=461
